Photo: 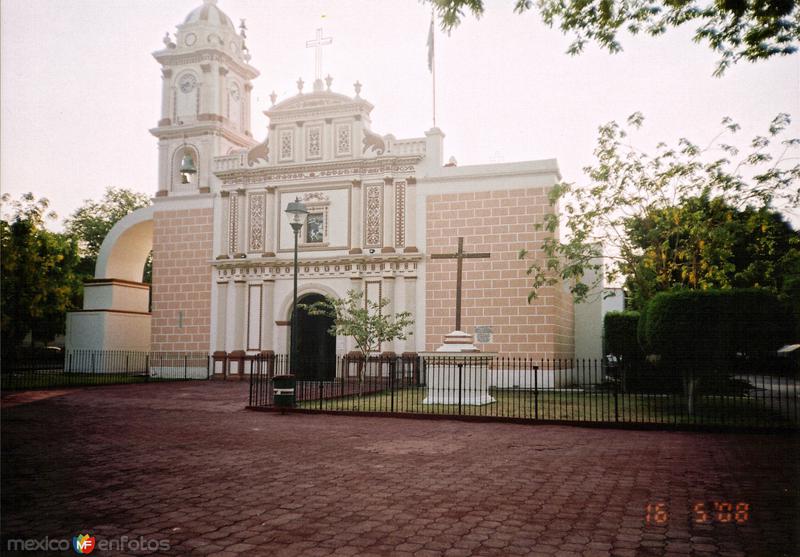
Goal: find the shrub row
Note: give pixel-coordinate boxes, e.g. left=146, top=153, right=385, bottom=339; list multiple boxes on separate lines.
left=604, top=289, right=795, bottom=362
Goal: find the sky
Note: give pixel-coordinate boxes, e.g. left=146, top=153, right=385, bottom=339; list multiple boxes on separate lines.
left=2, top=0, right=799, bottom=229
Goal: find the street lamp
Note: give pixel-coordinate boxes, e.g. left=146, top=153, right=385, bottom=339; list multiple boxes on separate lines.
left=285, top=197, right=308, bottom=377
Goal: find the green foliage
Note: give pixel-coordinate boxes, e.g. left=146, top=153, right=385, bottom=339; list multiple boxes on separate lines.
left=640, top=288, right=794, bottom=414
left=429, top=0, right=799, bottom=75
left=302, top=290, right=414, bottom=408
left=519, top=113, right=800, bottom=305
left=1, top=193, right=82, bottom=351
left=624, top=196, right=800, bottom=309
left=603, top=311, right=641, bottom=360
left=64, top=187, right=151, bottom=281
left=642, top=288, right=795, bottom=361
left=302, top=289, right=414, bottom=358
left=781, top=275, right=800, bottom=338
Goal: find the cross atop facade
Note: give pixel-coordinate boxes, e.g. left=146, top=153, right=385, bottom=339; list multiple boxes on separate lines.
left=431, top=237, right=491, bottom=332
left=306, top=28, right=333, bottom=82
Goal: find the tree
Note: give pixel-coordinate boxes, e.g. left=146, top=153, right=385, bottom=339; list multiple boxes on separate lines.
left=519, top=112, right=800, bottom=306
left=429, top=0, right=799, bottom=75
left=64, top=187, right=151, bottom=280
left=624, top=196, right=800, bottom=309
left=302, top=290, right=414, bottom=407
left=1, top=193, right=82, bottom=352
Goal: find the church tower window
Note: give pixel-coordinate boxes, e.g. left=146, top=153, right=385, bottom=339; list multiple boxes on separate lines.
left=305, top=213, right=324, bottom=243
left=299, top=192, right=330, bottom=246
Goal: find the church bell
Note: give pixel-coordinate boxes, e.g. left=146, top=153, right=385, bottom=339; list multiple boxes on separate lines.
left=179, top=152, right=196, bottom=184
left=180, top=153, right=197, bottom=175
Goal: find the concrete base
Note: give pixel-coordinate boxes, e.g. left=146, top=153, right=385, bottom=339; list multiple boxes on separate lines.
left=421, top=331, right=496, bottom=406
left=65, top=310, right=151, bottom=352
left=65, top=278, right=151, bottom=352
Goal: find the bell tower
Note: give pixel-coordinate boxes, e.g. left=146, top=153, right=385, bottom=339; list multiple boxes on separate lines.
left=150, top=0, right=259, bottom=196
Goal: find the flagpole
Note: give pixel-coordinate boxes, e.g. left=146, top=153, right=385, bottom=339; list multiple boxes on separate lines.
left=428, top=9, right=437, bottom=128
left=432, top=37, right=437, bottom=128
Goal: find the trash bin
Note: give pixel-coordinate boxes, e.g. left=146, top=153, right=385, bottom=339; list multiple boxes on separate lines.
left=273, top=374, right=296, bottom=408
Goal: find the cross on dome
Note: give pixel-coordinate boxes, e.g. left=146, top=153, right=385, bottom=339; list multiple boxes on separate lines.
left=306, top=28, right=333, bottom=88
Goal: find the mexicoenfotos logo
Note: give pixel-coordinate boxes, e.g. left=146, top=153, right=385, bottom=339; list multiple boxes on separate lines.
left=73, top=534, right=96, bottom=554
left=6, top=533, right=169, bottom=553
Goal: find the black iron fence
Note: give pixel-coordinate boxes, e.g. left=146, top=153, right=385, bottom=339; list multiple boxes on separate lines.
left=1, top=350, right=211, bottom=391
left=248, top=354, right=799, bottom=430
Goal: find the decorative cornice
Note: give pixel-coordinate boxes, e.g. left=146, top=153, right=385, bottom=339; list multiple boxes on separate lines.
left=215, top=155, right=422, bottom=185
left=212, top=253, right=424, bottom=283
left=84, top=278, right=150, bottom=290
left=153, top=48, right=259, bottom=80
left=150, top=123, right=255, bottom=150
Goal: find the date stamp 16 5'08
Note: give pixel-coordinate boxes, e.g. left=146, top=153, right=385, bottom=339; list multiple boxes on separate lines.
left=645, top=502, right=751, bottom=525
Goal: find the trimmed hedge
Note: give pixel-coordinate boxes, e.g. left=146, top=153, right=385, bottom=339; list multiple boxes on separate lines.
left=603, top=311, right=641, bottom=361
left=641, top=288, right=795, bottom=362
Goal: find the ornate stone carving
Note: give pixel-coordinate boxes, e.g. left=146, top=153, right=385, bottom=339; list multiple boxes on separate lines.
left=247, top=139, right=269, bottom=166
left=307, top=125, right=322, bottom=159
left=395, top=180, right=406, bottom=248
left=362, top=128, right=385, bottom=155
left=279, top=129, right=293, bottom=161
left=336, top=124, right=352, bottom=156
left=301, top=191, right=329, bottom=203
left=248, top=192, right=264, bottom=252
left=228, top=190, right=239, bottom=254
left=365, top=184, right=382, bottom=247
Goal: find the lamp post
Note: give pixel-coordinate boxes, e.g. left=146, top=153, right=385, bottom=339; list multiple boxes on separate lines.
left=285, top=197, right=308, bottom=377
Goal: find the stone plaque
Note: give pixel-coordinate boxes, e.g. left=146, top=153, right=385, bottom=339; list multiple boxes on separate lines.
left=475, top=326, right=493, bottom=344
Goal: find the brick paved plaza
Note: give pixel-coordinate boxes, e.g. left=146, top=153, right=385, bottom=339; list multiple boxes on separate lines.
left=2, top=381, right=798, bottom=556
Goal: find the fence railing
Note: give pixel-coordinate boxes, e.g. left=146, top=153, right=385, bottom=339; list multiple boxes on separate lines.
left=1, top=350, right=211, bottom=391
left=248, top=354, right=799, bottom=430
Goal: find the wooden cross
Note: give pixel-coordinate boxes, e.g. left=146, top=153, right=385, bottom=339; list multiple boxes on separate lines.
left=431, top=237, right=491, bottom=332
left=305, top=28, right=332, bottom=81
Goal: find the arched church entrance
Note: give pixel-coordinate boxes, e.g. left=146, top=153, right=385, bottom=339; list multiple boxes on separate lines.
left=293, top=293, right=336, bottom=381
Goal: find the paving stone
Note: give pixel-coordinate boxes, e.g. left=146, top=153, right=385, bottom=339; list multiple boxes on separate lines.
left=1, top=381, right=797, bottom=556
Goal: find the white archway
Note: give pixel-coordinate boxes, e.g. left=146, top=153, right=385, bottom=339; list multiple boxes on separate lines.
left=95, top=206, right=155, bottom=282
left=66, top=206, right=155, bottom=353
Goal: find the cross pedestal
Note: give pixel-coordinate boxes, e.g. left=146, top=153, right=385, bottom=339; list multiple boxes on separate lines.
left=421, top=331, right=496, bottom=406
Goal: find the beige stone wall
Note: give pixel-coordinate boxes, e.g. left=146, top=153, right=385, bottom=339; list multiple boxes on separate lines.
left=151, top=208, right=213, bottom=352
left=426, top=188, right=574, bottom=358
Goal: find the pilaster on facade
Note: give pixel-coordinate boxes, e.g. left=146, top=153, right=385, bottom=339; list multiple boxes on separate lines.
left=262, top=187, right=276, bottom=256
left=349, top=179, right=362, bottom=254
left=404, top=177, right=418, bottom=253
left=381, top=177, right=395, bottom=253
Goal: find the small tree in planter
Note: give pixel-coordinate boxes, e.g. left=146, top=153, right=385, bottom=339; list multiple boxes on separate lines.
left=302, top=289, right=414, bottom=409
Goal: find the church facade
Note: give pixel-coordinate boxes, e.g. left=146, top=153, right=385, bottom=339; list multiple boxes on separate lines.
left=67, top=0, right=589, bottom=365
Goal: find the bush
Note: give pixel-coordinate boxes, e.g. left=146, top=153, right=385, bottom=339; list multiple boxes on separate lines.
left=642, top=288, right=795, bottom=363
left=603, top=311, right=641, bottom=361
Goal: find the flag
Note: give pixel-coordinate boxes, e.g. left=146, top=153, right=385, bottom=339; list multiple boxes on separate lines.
left=427, top=14, right=435, bottom=72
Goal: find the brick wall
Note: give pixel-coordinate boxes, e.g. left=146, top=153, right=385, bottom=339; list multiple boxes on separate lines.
left=426, top=188, right=574, bottom=358
left=151, top=208, right=213, bottom=353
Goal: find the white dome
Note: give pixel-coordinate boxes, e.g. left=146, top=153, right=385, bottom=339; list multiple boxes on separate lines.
left=183, top=0, right=235, bottom=33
